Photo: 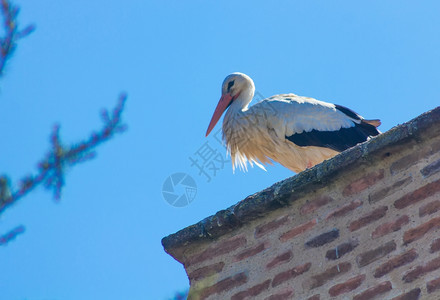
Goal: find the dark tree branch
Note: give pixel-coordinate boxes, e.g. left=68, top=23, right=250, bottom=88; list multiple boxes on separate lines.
left=0, top=0, right=35, bottom=76
left=0, top=94, right=127, bottom=214
left=0, top=225, right=24, bottom=245
left=0, top=0, right=128, bottom=247
left=0, top=94, right=127, bottom=245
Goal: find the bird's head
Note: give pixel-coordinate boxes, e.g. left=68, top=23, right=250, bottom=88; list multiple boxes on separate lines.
left=206, top=72, right=255, bottom=137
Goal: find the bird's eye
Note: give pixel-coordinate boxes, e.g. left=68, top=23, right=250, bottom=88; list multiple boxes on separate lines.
left=227, top=80, right=235, bottom=91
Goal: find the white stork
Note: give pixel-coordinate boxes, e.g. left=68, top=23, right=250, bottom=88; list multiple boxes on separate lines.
left=205, top=72, right=381, bottom=173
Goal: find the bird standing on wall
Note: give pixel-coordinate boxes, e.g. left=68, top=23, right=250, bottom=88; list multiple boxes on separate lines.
left=205, top=72, right=381, bottom=173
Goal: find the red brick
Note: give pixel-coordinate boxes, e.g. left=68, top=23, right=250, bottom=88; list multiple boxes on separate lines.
left=272, top=262, right=311, bottom=287
left=343, top=169, right=384, bottom=197
left=403, top=266, right=425, bottom=283
left=279, top=219, right=317, bottom=242
left=300, top=196, right=333, bottom=215
left=307, top=262, right=351, bottom=289
left=421, top=157, right=440, bottom=178
left=427, top=277, right=440, bottom=293
left=403, top=255, right=440, bottom=283
left=198, top=272, right=248, bottom=299
left=305, top=228, right=339, bottom=248
left=231, top=279, right=271, bottom=300
left=390, top=148, right=431, bottom=175
left=353, top=281, right=392, bottom=300
left=264, top=289, right=294, bottom=300
left=266, top=250, right=292, bottom=269
left=328, top=274, right=365, bottom=297
left=403, top=216, right=440, bottom=244
left=235, top=242, right=267, bottom=261
left=326, top=200, right=363, bottom=219
left=255, top=216, right=288, bottom=239
left=419, top=200, right=440, bottom=217
left=391, top=288, right=421, bottom=300
left=307, top=295, right=320, bottom=300
left=431, top=238, right=440, bottom=253
left=349, top=206, right=388, bottom=232
left=394, top=178, right=440, bottom=209
left=371, top=215, right=410, bottom=239
left=369, top=177, right=412, bottom=204
left=188, top=262, right=225, bottom=281
left=357, top=240, right=396, bottom=267
left=187, top=235, right=246, bottom=266
left=326, top=240, right=359, bottom=260
left=373, top=249, right=418, bottom=278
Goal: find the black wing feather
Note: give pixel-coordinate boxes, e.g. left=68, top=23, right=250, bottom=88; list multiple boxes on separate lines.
left=286, top=104, right=380, bottom=152
left=334, top=104, right=362, bottom=121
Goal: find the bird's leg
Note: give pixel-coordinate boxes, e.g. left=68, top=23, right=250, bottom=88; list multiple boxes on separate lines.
left=306, top=161, right=314, bottom=169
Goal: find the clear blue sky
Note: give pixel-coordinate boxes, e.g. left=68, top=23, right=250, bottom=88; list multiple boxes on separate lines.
left=1, top=1, right=439, bottom=299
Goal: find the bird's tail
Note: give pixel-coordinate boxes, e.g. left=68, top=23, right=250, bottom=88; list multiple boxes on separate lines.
left=363, top=119, right=381, bottom=128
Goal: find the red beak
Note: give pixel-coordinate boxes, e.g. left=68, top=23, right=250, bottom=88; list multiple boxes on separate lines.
left=205, top=93, right=233, bottom=137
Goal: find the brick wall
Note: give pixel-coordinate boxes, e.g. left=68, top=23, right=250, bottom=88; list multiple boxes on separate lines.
left=162, top=107, right=440, bottom=300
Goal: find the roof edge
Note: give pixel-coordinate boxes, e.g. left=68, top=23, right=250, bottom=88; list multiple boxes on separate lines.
left=162, top=106, right=440, bottom=262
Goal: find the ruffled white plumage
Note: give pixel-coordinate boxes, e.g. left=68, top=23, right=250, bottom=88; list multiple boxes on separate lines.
left=206, top=73, right=380, bottom=173
left=223, top=93, right=348, bottom=172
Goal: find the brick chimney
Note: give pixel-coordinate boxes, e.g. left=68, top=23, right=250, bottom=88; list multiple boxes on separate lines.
left=162, top=107, right=440, bottom=300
